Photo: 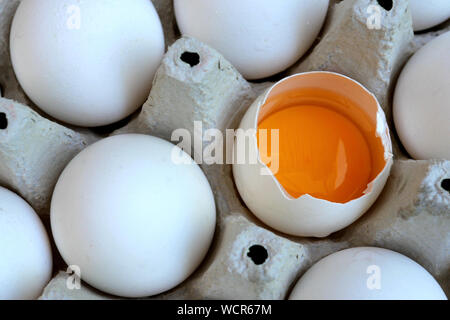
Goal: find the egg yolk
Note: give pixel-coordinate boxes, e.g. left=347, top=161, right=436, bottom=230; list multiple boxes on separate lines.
left=258, top=104, right=373, bottom=203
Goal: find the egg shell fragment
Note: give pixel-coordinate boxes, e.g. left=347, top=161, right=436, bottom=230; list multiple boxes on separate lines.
left=233, top=72, right=393, bottom=237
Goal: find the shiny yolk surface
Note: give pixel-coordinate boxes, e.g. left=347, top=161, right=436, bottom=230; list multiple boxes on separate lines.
left=257, top=105, right=373, bottom=203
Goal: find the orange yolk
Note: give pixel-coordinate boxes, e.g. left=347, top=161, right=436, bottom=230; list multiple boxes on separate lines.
left=258, top=105, right=373, bottom=203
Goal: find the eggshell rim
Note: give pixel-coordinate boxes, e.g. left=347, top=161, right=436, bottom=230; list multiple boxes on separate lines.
left=249, top=71, right=393, bottom=206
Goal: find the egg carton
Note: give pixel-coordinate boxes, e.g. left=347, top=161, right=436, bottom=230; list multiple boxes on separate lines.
left=0, top=0, right=449, bottom=300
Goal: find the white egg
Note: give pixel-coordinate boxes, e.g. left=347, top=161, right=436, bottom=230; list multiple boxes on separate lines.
left=10, top=0, right=165, bottom=127
left=51, top=134, right=216, bottom=298
left=289, top=247, right=447, bottom=300
left=0, top=187, right=53, bottom=300
left=174, top=0, right=329, bottom=80
left=394, top=31, right=450, bottom=160
left=410, top=0, right=450, bottom=31
left=233, top=72, right=392, bottom=237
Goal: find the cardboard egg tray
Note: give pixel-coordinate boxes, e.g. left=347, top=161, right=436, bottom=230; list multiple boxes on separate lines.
left=0, top=0, right=449, bottom=299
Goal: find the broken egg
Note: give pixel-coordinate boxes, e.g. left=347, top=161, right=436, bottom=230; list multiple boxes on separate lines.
left=10, top=0, right=165, bottom=127
left=174, top=0, right=329, bottom=80
left=0, top=186, right=53, bottom=300
left=394, top=31, right=450, bottom=160
left=51, top=134, right=216, bottom=298
left=289, top=247, right=447, bottom=300
left=232, top=72, right=393, bottom=237
left=410, top=0, right=450, bottom=31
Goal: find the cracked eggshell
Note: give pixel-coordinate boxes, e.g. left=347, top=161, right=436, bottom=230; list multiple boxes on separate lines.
left=394, top=31, right=450, bottom=160
left=410, top=0, right=450, bottom=31
left=174, top=0, right=329, bottom=80
left=289, top=247, right=447, bottom=300
left=232, top=72, right=393, bottom=238
left=51, top=134, right=216, bottom=298
left=10, top=0, right=165, bottom=127
left=0, top=187, right=53, bottom=300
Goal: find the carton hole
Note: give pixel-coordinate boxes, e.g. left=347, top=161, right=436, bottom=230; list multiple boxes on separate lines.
left=0, top=113, right=8, bottom=130
left=180, top=51, right=200, bottom=67
left=247, top=245, right=268, bottom=265
left=377, top=0, right=393, bottom=11
left=441, top=179, right=450, bottom=193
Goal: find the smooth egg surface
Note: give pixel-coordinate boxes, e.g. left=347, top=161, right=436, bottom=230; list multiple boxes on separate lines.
left=0, top=187, right=53, bottom=300
left=394, top=31, right=450, bottom=160
left=410, top=0, right=450, bottom=31
left=10, top=0, right=165, bottom=127
left=51, top=134, right=216, bottom=298
left=175, top=0, right=329, bottom=79
left=289, top=247, right=447, bottom=300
